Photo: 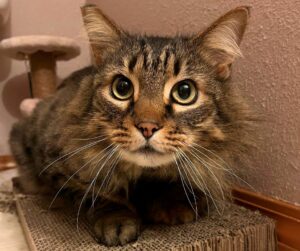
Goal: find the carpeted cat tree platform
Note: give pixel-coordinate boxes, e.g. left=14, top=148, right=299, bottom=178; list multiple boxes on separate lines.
left=13, top=192, right=277, bottom=251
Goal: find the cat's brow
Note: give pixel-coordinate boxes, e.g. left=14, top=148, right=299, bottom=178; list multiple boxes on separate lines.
left=163, top=49, right=170, bottom=69
left=173, top=58, right=181, bottom=76
left=142, top=50, right=149, bottom=70
left=128, top=55, right=138, bottom=73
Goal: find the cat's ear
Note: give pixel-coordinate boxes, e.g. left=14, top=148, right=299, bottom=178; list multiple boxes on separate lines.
left=194, top=6, right=250, bottom=80
left=81, top=5, right=124, bottom=65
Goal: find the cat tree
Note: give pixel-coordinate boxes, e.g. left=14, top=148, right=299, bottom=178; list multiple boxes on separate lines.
left=0, top=35, right=80, bottom=116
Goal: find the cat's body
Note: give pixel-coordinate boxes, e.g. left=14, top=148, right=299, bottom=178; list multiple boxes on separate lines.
left=10, top=5, right=256, bottom=246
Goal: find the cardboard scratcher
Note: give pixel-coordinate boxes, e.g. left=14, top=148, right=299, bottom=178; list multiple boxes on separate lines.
left=14, top=193, right=277, bottom=251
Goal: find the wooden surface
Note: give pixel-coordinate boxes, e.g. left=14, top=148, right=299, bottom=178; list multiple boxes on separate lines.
left=232, top=187, right=300, bottom=251
left=0, top=155, right=16, bottom=171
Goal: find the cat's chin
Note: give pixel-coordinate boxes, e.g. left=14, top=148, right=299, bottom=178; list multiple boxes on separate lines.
left=119, top=149, right=174, bottom=167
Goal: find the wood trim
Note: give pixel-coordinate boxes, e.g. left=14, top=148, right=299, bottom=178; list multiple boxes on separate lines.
left=232, top=187, right=300, bottom=251
left=278, top=242, right=299, bottom=251
left=0, top=155, right=16, bottom=171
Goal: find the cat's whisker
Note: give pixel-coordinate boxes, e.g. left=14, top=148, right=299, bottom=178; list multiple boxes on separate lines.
left=39, top=137, right=107, bottom=176
left=176, top=153, right=198, bottom=195
left=89, top=143, right=115, bottom=181
left=48, top=148, right=106, bottom=210
left=184, top=147, right=226, bottom=203
left=75, top=145, right=119, bottom=230
left=91, top=152, right=122, bottom=207
left=177, top=150, right=215, bottom=216
left=191, top=142, right=231, bottom=170
left=177, top=148, right=213, bottom=196
left=76, top=178, right=97, bottom=230
left=90, top=144, right=117, bottom=203
left=102, top=152, right=122, bottom=193
left=193, top=148, right=255, bottom=191
left=180, top=142, right=254, bottom=214
left=72, top=134, right=108, bottom=141
left=173, top=153, right=198, bottom=218
left=179, top=140, right=230, bottom=172
left=177, top=150, right=204, bottom=192
left=88, top=143, right=116, bottom=201
left=189, top=143, right=256, bottom=191
left=181, top=147, right=226, bottom=208
left=180, top=145, right=223, bottom=210
left=181, top=141, right=229, bottom=180
left=176, top=152, right=199, bottom=220
left=91, top=146, right=120, bottom=207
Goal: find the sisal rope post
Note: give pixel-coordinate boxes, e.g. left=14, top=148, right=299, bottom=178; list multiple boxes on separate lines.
left=29, top=51, right=57, bottom=98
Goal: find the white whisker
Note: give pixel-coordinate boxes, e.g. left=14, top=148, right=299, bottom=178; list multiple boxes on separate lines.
left=39, top=137, right=107, bottom=175
left=173, top=154, right=198, bottom=217
left=190, top=143, right=256, bottom=191
left=90, top=144, right=117, bottom=205
left=76, top=145, right=119, bottom=228
left=48, top=148, right=106, bottom=209
left=72, top=134, right=108, bottom=141
left=92, top=151, right=121, bottom=207
left=186, top=148, right=226, bottom=202
left=176, top=152, right=198, bottom=220
left=177, top=150, right=214, bottom=216
left=91, top=146, right=120, bottom=207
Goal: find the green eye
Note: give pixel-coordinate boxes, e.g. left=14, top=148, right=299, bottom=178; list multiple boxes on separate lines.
left=112, top=76, right=134, bottom=100
left=171, top=80, right=197, bottom=105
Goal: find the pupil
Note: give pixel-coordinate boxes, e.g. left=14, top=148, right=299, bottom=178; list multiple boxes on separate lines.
left=178, top=83, right=191, bottom=99
left=117, top=80, right=130, bottom=96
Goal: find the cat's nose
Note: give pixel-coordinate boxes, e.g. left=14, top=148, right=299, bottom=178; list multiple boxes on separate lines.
left=136, top=122, right=160, bottom=139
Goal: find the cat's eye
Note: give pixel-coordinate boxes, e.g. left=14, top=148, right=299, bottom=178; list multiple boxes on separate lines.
left=111, top=76, right=134, bottom=100
left=171, top=80, right=197, bottom=105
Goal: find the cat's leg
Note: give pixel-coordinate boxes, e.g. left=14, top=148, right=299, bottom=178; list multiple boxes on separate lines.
left=13, top=166, right=52, bottom=195
left=20, top=98, right=41, bottom=117
left=86, top=199, right=141, bottom=246
left=145, top=195, right=207, bottom=225
left=134, top=181, right=207, bottom=225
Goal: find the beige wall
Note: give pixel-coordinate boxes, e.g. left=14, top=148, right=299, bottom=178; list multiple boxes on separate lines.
left=0, top=0, right=299, bottom=204
left=0, top=0, right=91, bottom=153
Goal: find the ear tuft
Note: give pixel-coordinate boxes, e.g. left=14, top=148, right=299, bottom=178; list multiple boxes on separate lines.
left=81, top=5, right=123, bottom=64
left=196, top=6, right=250, bottom=80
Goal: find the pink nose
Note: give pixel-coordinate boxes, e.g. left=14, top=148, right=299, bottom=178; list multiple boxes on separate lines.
left=137, top=122, right=160, bottom=139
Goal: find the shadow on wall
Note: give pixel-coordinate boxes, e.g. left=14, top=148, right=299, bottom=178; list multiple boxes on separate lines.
left=0, top=10, right=11, bottom=81
left=2, top=72, right=30, bottom=119
left=1, top=12, right=30, bottom=119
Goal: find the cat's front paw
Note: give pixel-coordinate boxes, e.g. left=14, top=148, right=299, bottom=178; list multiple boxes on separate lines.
left=149, top=202, right=196, bottom=225
left=92, top=210, right=141, bottom=246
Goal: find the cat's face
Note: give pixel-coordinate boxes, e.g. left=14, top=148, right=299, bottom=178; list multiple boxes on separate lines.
left=82, top=5, right=250, bottom=168
left=92, top=38, right=222, bottom=167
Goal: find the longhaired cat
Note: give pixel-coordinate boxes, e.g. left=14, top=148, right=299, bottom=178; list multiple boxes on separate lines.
left=10, top=5, right=255, bottom=246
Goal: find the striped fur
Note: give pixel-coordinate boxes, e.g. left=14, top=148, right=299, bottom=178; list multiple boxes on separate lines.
left=9, top=5, right=257, bottom=246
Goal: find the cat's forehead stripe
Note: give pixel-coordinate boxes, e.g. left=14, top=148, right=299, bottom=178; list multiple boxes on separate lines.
left=128, top=55, right=137, bottom=73
left=173, top=58, right=181, bottom=76
left=163, top=49, right=170, bottom=70
left=126, top=44, right=178, bottom=76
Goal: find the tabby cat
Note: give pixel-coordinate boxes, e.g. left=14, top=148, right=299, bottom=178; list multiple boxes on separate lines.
left=10, top=5, right=255, bottom=246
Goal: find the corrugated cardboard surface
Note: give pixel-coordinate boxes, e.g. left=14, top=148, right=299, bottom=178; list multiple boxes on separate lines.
left=13, top=193, right=277, bottom=251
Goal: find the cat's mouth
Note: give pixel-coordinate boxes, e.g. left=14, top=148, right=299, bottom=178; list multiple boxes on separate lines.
left=135, top=145, right=163, bottom=155
left=119, top=144, right=174, bottom=167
